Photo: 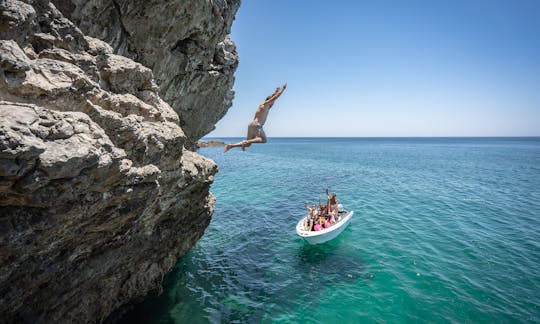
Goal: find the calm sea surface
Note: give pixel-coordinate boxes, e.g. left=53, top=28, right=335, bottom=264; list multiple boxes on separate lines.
left=119, top=138, right=540, bottom=323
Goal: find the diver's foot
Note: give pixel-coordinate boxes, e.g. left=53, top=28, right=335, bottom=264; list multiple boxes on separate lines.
left=224, top=144, right=232, bottom=153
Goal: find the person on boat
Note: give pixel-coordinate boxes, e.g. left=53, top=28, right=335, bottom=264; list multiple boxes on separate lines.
left=304, top=202, right=318, bottom=231
left=324, top=208, right=335, bottom=228
left=326, top=188, right=339, bottom=215
left=319, top=204, right=327, bottom=218
left=328, top=209, right=337, bottom=224
left=224, top=83, right=287, bottom=153
left=317, top=214, right=326, bottom=228
left=306, top=202, right=319, bottom=218
left=314, top=214, right=326, bottom=231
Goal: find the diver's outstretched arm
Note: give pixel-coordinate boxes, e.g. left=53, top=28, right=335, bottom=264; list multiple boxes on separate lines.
left=262, top=83, right=287, bottom=106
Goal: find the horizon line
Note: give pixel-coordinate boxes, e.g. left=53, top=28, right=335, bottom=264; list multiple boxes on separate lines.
left=203, top=136, right=540, bottom=139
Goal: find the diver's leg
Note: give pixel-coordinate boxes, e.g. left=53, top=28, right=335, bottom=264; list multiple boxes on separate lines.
left=224, top=141, right=246, bottom=152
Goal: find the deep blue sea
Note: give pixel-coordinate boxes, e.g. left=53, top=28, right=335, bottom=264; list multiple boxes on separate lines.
left=120, top=137, right=540, bottom=323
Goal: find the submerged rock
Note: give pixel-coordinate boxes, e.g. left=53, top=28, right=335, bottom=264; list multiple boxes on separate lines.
left=0, top=0, right=233, bottom=322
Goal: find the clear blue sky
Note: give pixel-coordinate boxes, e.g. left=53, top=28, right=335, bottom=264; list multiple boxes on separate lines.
left=208, top=0, right=540, bottom=137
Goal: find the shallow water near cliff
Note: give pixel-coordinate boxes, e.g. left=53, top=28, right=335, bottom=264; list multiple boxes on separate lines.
left=119, top=137, right=540, bottom=323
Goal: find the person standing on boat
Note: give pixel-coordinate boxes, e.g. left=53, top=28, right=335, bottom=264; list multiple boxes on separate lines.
left=224, top=83, right=287, bottom=152
left=326, top=188, right=339, bottom=215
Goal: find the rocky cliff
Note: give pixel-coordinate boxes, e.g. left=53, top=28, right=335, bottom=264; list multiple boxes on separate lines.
left=52, top=0, right=240, bottom=145
left=0, top=0, right=238, bottom=322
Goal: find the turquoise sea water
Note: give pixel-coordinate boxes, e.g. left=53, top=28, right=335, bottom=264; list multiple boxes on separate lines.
left=119, top=138, right=540, bottom=323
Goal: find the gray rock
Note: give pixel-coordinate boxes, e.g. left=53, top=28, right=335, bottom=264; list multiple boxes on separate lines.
left=0, top=40, right=31, bottom=72
left=0, top=0, right=226, bottom=323
left=52, top=0, right=241, bottom=144
left=0, top=0, right=37, bottom=43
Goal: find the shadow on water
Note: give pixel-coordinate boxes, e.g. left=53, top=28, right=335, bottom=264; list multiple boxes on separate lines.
left=294, top=236, right=370, bottom=284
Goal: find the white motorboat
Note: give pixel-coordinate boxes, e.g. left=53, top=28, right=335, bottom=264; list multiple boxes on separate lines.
left=295, top=208, right=354, bottom=244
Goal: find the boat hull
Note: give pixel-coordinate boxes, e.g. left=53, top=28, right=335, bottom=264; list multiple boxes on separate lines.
left=296, top=211, right=354, bottom=244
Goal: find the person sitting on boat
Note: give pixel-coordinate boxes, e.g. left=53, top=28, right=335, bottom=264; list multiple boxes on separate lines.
left=329, top=209, right=337, bottom=224
left=317, top=214, right=327, bottom=229
left=324, top=209, right=336, bottom=228
left=314, top=215, right=325, bottom=231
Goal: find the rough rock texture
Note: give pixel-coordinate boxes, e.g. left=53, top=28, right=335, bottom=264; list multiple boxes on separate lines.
left=0, top=0, right=224, bottom=322
left=52, top=0, right=241, bottom=145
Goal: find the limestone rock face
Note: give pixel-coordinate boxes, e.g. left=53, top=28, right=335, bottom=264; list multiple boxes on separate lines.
left=0, top=0, right=220, bottom=322
left=52, top=0, right=241, bottom=144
